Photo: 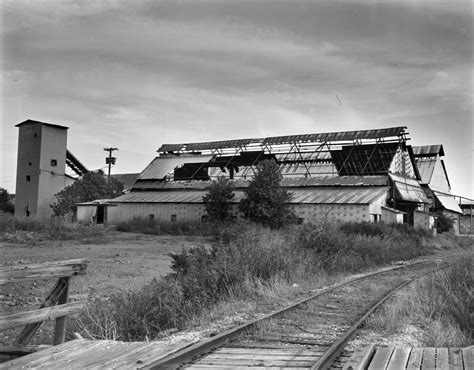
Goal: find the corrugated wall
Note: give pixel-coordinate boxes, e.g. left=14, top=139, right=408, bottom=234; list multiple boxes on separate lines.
left=292, top=204, right=370, bottom=223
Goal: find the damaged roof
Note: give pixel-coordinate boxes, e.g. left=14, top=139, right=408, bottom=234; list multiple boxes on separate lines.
left=412, top=145, right=444, bottom=157
left=157, top=126, right=407, bottom=153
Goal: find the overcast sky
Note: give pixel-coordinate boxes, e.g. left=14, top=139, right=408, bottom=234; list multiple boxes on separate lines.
left=1, top=0, right=473, bottom=197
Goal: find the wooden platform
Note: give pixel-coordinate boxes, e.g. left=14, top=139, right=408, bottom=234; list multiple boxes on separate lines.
left=343, top=344, right=474, bottom=370
left=0, top=338, right=197, bottom=369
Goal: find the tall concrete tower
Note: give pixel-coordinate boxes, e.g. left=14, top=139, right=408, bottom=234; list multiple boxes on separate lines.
left=15, top=120, right=69, bottom=218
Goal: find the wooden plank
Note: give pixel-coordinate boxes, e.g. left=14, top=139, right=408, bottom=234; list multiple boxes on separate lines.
left=407, top=348, right=423, bottom=369
left=461, top=346, right=474, bottom=370
left=449, top=348, right=463, bottom=370
left=54, top=277, right=70, bottom=345
left=44, top=341, right=130, bottom=368
left=65, top=341, right=146, bottom=368
left=14, top=277, right=69, bottom=345
left=368, top=346, right=394, bottom=370
left=0, top=301, right=84, bottom=330
left=422, top=347, right=436, bottom=370
left=387, top=347, right=411, bottom=370
left=0, top=259, right=87, bottom=285
left=0, top=339, right=88, bottom=368
left=343, top=344, right=376, bottom=370
left=100, top=342, right=168, bottom=368
left=436, top=348, right=449, bottom=370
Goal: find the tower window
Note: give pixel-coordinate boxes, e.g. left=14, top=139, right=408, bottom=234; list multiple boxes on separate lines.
left=50, top=159, right=57, bottom=167
left=171, top=214, right=177, bottom=222
left=26, top=175, right=31, bottom=182
left=33, top=133, right=37, bottom=138
left=28, top=162, right=32, bottom=166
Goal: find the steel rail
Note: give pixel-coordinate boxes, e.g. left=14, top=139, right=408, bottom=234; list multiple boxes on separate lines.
left=311, top=263, right=452, bottom=370
left=145, top=257, right=447, bottom=369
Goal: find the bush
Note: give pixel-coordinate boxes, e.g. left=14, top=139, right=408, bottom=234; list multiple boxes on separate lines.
left=203, top=177, right=235, bottom=221
left=435, top=212, right=454, bottom=233
left=73, top=221, right=442, bottom=341
left=239, top=160, right=296, bottom=228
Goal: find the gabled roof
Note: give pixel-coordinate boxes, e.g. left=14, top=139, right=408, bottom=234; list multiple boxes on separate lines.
left=15, top=119, right=69, bottom=130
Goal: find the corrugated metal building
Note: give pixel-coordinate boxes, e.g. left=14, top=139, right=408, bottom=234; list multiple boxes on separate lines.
left=413, top=145, right=462, bottom=233
left=104, top=177, right=392, bottom=224
left=78, top=127, right=434, bottom=228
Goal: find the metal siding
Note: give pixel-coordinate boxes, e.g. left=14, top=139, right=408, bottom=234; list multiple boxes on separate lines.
left=293, top=204, right=370, bottom=223
left=415, top=158, right=436, bottom=184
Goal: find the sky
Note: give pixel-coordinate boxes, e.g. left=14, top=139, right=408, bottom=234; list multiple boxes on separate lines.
left=1, top=0, right=473, bottom=198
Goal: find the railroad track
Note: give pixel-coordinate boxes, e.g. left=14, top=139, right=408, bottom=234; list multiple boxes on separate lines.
left=146, top=257, right=453, bottom=369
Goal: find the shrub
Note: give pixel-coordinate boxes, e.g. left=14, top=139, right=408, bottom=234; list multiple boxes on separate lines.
left=239, top=160, right=296, bottom=228
left=74, top=220, right=446, bottom=341
left=203, top=177, right=235, bottom=221
left=435, top=212, right=454, bottom=233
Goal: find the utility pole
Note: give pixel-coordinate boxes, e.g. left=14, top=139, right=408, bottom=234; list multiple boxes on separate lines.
left=104, top=147, right=118, bottom=196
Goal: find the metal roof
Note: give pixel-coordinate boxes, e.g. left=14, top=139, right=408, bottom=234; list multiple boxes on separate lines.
left=157, top=139, right=259, bottom=153
left=389, top=174, right=430, bottom=203
left=15, top=119, right=69, bottom=130
left=112, top=191, right=245, bottom=203
left=415, top=158, right=436, bottom=185
left=112, top=186, right=388, bottom=205
left=110, top=173, right=140, bottom=191
left=157, top=127, right=407, bottom=153
left=433, top=191, right=462, bottom=214
left=263, top=127, right=406, bottom=146
left=281, top=176, right=388, bottom=187
left=289, top=187, right=389, bottom=204
left=132, top=176, right=388, bottom=191
left=412, top=145, right=444, bottom=157
left=138, top=155, right=214, bottom=180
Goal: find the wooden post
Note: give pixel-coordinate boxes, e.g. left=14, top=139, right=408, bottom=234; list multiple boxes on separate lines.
left=53, top=277, right=70, bottom=345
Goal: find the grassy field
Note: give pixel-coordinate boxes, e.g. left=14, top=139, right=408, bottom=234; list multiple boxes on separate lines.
left=1, top=214, right=472, bottom=346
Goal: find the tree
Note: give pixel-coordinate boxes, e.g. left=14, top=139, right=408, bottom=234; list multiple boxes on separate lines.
left=203, top=177, right=235, bottom=221
left=50, top=170, right=124, bottom=216
left=435, top=211, right=454, bottom=233
left=0, top=187, right=14, bottom=214
left=239, top=159, right=295, bottom=228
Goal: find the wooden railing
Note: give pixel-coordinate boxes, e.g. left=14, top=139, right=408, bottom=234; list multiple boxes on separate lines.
left=0, top=259, right=87, bottom=359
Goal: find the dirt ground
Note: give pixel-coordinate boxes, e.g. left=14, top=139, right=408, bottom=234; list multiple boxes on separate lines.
left=0, top=230, right=212, bottom=345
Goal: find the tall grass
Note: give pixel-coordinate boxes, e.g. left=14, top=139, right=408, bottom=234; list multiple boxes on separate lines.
left=0, top=213, right=105, bottom=243
left=115, top=216, right=219, bottom=237
left=365, top=255, right=473, bottom=347
left=72, top=221, right=439, bottom=341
